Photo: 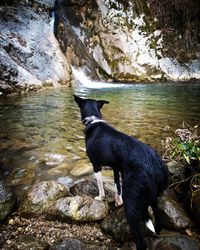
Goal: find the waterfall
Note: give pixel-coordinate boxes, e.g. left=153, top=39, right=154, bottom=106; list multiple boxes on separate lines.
left=72, top=67, right=131, bottom=89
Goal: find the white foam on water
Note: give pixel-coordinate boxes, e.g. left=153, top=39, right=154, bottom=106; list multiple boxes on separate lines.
left=72, top=66, right=131, bottom=89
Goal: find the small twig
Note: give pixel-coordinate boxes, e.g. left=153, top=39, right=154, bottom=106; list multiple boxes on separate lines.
left=168, top=175, right=192, bottom=190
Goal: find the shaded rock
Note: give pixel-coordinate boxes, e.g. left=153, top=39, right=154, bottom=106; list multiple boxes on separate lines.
left=69, top=161, right=93, bottom=177
left=158, top=195, right=193, bottom=230
left=191, top=189, right=200, bottom=225
left=49, top=195, right=109, bottom=222
left=3, top=235, right=48, bottom=250
left=0, top=180, right=15, bottom=221
left=148, top=233, right=200, bottom=250
left=101, top=207, right=133, bottom=242
left=20, top=181, right=69, bottom=215
left=166, top=161, right=182, bottom=175
left=49, top=238, right=112, bottom=250
left=70, top=180, right=115, bottom=203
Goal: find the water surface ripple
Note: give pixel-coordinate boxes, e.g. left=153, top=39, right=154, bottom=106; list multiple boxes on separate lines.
left=0, top=83, right=200, bottom=195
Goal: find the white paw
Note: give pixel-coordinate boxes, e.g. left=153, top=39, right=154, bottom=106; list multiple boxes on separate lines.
left=94, top=195, right=105, bottom=201
left=115, top=194, right=123, bottom=207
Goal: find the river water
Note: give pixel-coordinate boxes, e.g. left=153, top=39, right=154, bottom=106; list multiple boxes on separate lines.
left=0, top=80, right=200, bottom=196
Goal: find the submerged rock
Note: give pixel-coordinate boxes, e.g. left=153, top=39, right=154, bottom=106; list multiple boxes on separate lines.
left=49, top=196, right=109, bottom=222
left=0, top=180, right=15, bottom=221
left=20, top=181, right=69, bottom=215
left=69, top=161, right=93, bottom=177
left=158, top=195, right=193, bottom=230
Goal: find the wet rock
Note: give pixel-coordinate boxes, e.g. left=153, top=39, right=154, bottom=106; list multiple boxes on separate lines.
left=0, top=180, right=15, bottom=221
left=49, top=238, right=112, bottom=250
left=7, top=168, right=35, bottom=186
left=101, top=207, right=133, bottom=242
left=49, top=195, right=109, bottom=222
left=69, top=160, right=93, bottom=177
left=148, top=233, right=200, bottom=250
left=3, top=235, right=48, bottom=250
left=158, top=195, right=193, bottom=230
left=191, top=189, right=200, bottom=225
left=70, top=180, right=115, bottom=203
left=20, top=181, right=69, bottom=215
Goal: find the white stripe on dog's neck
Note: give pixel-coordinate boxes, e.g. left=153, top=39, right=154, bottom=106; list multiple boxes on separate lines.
left=83, top=116, right=106, bottom=126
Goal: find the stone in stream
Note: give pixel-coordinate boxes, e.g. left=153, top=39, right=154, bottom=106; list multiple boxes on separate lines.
left=69, top=160, right=93, bottom=177
left=0, top=180, right=16, bottom=221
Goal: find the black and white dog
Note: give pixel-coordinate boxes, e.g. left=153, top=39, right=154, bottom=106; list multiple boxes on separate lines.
left=74, top=95, right=168, bottom=250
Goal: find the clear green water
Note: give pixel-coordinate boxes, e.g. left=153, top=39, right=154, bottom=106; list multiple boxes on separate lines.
left=0, top=83, right=200, bottom=195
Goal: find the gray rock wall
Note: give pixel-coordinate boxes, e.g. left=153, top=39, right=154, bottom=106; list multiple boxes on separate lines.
left=56, top=0, right=200, bottom=82
left=0, top=0, right=71, bottom=95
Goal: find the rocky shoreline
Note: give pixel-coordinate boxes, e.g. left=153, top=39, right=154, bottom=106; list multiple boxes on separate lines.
left=1, top=164, right=200, bottom=250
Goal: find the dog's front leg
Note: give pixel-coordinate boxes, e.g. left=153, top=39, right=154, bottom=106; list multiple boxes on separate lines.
left=94, top=171, right=105, bottom=201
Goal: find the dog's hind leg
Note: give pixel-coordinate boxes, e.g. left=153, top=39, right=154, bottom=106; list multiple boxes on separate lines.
left=123, top=197, right=147, bottom=250
left=151, top=198, right=163, bottom=234
left=114, top=169, right=123, bottom=207
left=94, top=170, right=105, bottom=200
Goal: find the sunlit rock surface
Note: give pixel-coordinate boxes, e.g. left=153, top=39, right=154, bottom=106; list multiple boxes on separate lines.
left=57, top=0, right=200, bottom=82
left=0, top=1, right=71, bottom=95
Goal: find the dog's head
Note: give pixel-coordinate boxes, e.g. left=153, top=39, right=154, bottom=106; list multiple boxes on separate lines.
left=73, top=95, right=109, bottom=121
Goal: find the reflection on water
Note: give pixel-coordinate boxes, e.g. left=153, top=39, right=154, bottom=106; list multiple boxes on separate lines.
left=0, top=83, right=200, bottom=196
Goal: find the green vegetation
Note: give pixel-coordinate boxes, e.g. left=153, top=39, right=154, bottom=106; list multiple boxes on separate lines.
left=164, top=123, right=200, bottom=166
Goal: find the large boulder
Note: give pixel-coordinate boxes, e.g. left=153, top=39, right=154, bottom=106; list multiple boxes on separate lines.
left=0, top=180, right=15, bottom=221
left=0, top=1, right=71, bottom=95
left=20, top=181, right=69, bottom=215
left=49, top=196, right=109, bottom=222
left=158, top=195, right=193, bottom=230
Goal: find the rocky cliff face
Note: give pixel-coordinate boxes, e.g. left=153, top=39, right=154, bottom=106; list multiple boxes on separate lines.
left=0, top=0, right=71, bottom=95
left=56, top=0, right=200, bottom=82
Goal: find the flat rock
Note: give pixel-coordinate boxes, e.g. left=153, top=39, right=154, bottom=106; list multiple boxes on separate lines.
left=49, top=195, right=109, bottom=222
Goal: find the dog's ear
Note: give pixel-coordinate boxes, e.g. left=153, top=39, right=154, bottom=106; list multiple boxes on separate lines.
left=73, top=95, right=84, bottom=108
left=97, top=100, right=109, bottom=110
